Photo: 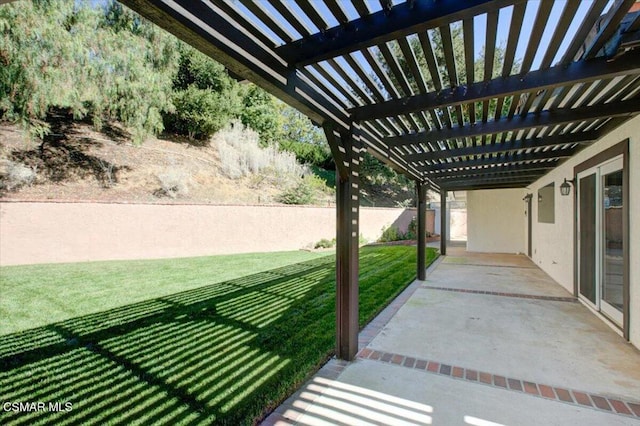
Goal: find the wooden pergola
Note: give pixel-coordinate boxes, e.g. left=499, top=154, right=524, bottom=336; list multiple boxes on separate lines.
left=120, top=0, right=640, bottom=360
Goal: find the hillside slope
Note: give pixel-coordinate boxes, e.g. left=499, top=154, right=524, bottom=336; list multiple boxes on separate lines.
left=1, top=119, right=290, bottom=205
left=0, top=119, right=413, bottom=206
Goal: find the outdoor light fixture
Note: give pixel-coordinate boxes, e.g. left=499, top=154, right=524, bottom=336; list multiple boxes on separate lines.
left=560, top=178, right=574, bottom=196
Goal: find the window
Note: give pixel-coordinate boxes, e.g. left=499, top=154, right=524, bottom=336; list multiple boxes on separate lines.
left=538, top=182, right=555, bottom=223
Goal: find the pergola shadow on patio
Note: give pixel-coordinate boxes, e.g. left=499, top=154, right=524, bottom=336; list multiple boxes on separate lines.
left=118, top=0, right=640, bottom=359
left=264, top=250, right=640, bottom=425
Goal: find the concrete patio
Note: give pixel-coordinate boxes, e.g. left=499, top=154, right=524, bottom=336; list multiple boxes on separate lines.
left=263, top=248, right=640, bottom=425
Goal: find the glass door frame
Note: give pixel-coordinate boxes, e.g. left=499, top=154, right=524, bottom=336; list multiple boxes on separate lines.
left=576, top=166, right=599, bottom=311
left=573, top=140, right=630, bottom=340
left=598, top=157, right=623, bottom=325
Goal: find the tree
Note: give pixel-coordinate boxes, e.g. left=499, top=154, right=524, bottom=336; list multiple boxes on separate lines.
left=163, top=43, right=241, bottom=141
left=0, top=0, right=179, bottom=142
left=239, top=85, right=282, bottom=145
left=165, top=84, right=241, bottom=140
left=275, top=103, right=332, bottom=167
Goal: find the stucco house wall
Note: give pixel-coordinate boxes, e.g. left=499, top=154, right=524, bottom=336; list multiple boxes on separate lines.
left=528, top=115, right=640, bottom=348
left=467, top=188, right=526, bottom=254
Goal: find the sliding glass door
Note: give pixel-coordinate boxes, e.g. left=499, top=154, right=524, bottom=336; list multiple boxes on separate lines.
left=577, top=156, right=624, bottom=327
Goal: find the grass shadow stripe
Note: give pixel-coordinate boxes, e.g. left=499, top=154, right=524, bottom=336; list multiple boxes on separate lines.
left=140, top=330, right=256, bottom=384
left=103, top=323, right=241, bottom=372
left=84, top=341, right=211, bottom=417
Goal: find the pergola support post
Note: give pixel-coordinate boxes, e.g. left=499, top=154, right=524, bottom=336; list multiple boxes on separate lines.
left=324, top=122, right=362, bottom=361
left=417, top=182, right=427, bottom=280
left=440, top=189, right=447, bottom=256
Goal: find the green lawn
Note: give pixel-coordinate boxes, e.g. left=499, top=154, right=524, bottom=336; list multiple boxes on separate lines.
left=0, top=250, right=329, bottom=336
left=0, top=245, right=438, bottom=425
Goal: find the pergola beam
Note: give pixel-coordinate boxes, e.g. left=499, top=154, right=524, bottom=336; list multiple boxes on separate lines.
left=433, top=170, right=547, bottom=183
left=276, top=0, right=515, bottom=66
left=442, top=180, right=535, bottom=191
left=403, top=130, right=599, bottom=163
left=425, top=161, right=556, bottom=178
left=385, top=98, right=640, bottom=147
left=414, top=148, right=574, bottom=172
left=351, top=54, right=640, bottom=121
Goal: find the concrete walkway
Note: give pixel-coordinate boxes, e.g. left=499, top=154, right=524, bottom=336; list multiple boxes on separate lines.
left=263, top=249, right=640, bottom=425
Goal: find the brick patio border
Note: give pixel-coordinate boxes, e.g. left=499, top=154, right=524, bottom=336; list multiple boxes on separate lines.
left=357, top=348, right=640, bottom=420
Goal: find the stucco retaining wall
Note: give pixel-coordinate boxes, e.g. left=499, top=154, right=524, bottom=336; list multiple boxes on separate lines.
left=0, top=202, right=418, bottom=266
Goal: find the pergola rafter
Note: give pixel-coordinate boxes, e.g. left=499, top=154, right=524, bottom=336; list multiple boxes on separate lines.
left=433, top=170, right=547, bottom=184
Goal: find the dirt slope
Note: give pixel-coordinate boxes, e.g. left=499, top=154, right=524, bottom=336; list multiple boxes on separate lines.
left=0, top=120, right=294, bottom=205
left=0, top=116, right=413, bottom=206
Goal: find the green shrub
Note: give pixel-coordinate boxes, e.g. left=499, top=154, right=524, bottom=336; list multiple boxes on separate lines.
left=277, top=173, right=333, bottom=205
left=240, top=85, right=282, bottom=144
left=164, top=86, right=240, bottom=141
left=378, top=225, right=401, bottom=242
left=173, top=45, right=235, bottom=93
left=279, top=139, right=332, bottom=168
left=310, top=166, right=336, bottom=189
left=378, top=217, right=419, bottom=242
left=278, top=179, right=315, bottom=205
left=405, top=216, right=417, bottom=240
left=314, top=238, right=335, bottom=249
left=305, top=173, right=334, bottom=195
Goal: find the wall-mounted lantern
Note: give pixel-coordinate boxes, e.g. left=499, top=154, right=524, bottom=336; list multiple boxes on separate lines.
left=560, top=178, right=575, bottom=196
